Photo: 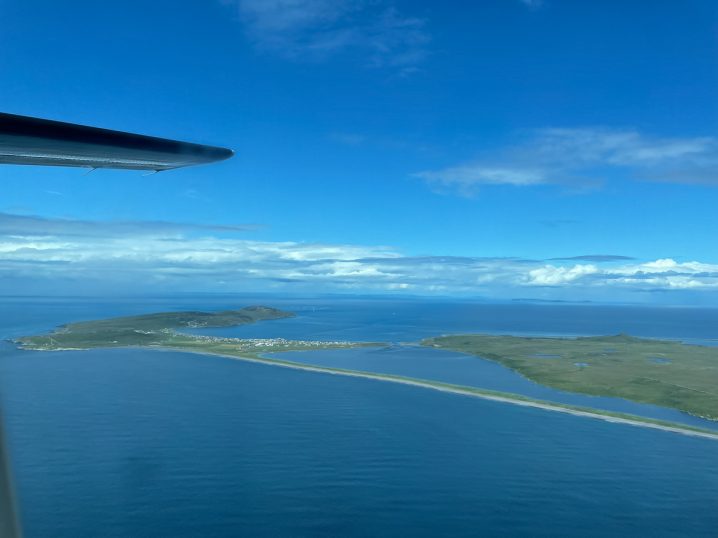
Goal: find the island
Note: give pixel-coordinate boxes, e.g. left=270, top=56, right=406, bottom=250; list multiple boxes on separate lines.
left=13, top=309, right=718, bottom=441
left=15, top=306, right=378, bottom=354
left=422, top=334, right=718, bottom=421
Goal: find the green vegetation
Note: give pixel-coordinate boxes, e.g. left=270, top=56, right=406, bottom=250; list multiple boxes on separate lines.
left=16, top=306, right=293, bottom=349
left=14, top=306, right=378, bottom=354
left=422, top=334, right=718, bottom=420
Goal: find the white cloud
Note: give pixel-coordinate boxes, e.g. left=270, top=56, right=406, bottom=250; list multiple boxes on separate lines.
left=525, top=258, right=718, bottom=290
left=2, top=214, right=718, bottom=297
left=416, top=127, right=718, bottom=195
left=416, top=165, right=546, bottom=196
left=527, top=264, right=599, bottom=286
left=226, top=0, right=429, bottom=69
left=531, top=128, right=717, bottom=168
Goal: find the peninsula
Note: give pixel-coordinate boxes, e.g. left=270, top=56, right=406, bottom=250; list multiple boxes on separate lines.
left=422, top=334, right=718, bottom=421
left=13, top=309, right=718, bottom=440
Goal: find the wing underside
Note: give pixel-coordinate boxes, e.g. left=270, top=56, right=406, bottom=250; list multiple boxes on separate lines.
left=0, top=112, right=234, bottom=171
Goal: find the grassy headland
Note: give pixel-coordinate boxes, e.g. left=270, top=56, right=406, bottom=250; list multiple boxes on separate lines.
left=422, top=334, right=718, bottom=420
left=14, top=306, right=377, bottom=353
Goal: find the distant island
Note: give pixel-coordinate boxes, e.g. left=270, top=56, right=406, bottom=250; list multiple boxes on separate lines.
left=422, top=334, right=718, bottom=421
left=13, top=309, right=718, bottom=440
left=15, top=306, right=378, bottom=354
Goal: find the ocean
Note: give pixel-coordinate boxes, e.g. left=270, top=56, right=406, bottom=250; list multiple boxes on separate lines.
left=1, top=296, right=717, bottom=537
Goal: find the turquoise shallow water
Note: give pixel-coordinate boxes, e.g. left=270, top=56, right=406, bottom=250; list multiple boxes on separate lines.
left=1, top=297, right=718, bottom=537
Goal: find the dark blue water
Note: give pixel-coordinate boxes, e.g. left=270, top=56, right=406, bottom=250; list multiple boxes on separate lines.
left=2, top=297, right=718, bottom=537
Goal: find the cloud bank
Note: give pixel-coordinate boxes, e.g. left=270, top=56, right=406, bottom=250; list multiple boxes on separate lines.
left=2, top=213, right=717, bottom=300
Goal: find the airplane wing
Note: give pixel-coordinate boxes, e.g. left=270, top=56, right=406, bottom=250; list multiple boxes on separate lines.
left=0, top=112, right=234, bottom=538
left=0, top=112, right=234, bottom=171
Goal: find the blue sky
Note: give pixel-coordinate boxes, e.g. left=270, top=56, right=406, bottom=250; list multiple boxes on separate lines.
left=1, top=0, right=718, bottom=303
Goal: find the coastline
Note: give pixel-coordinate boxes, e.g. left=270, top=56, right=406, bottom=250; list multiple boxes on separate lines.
left=421, top=333, right=718, bottom=422
left=153, top=346, right=718, bottom=442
